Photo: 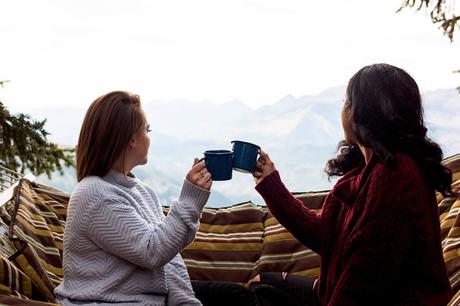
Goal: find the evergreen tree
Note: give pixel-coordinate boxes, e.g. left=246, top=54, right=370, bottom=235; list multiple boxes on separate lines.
left=0, top=89, right=75, bottom=178
left=398, top=0, right=459, bottom=90
left=399, top=0, right=458, bottom=41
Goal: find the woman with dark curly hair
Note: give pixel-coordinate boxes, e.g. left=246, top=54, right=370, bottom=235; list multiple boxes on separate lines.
left=250, top=63, right=454, bottom=305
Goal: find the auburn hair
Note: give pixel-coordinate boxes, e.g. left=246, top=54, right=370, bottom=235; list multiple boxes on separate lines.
left=76, top=91, right=144, bottom=181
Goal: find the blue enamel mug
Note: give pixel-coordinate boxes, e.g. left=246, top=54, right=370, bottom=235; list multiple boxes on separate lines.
left=231, top=140, right=261, bottom=173
left=200, top=150, right=233, bottom=181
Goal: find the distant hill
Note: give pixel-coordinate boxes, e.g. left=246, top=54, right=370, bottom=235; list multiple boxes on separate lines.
left=32, top=87, right=460, bottom=207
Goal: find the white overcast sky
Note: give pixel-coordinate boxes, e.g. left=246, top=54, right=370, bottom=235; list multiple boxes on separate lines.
left=0, top=0, right=459, bottom=112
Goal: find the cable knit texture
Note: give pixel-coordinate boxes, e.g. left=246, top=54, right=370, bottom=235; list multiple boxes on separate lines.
left=256, top=153, right=452, bottom=306
left=54, top=170, right=210, bottom=306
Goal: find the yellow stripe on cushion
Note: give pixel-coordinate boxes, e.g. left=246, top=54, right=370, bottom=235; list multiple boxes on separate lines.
left=184, top=249, right=316, bottom=270
left=15, top=215, right=55, bottom=237
left=452, top=173, right=460, bottom=181
left=0, top=254, right=33, bottom=298
left=12, top=227, right=60, bottom=256
left=441, top=219, right=457, bottom=231
left=264, top=217, right=280, bottom=227
left=54, top=241, right=63, bottom=250
left=47, top=224, right=64, bottom=234
left=14, top=255, right=54, bottom=302
left=439, top=212, right=450, bottom=222
left=21, top=274, right=32, bottom=298
left=448, top=289, right=460, bottom=306
left=444, top=248, right=460, bottom=262
left=37, top=258, right=63, bottom=277
left=453, top=199, right=460, bottom=209
left=263, top=232, right=296, bottom=243
left=448, top=227, right=460, bottom=237
left=184, top=259, right=256, bottom=270
left=195, top=231, right=264, bottom=239
left=0, top=283, right=13, bottom=295
left=257, top=249, right=315, bottom=262
left=198, top=223, right=263, bottom=234
left=14, top=207, right=47, bottom=223
left=186, top=242, right=262, bottom=251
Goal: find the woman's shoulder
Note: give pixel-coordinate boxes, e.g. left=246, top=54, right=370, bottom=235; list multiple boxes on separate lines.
left=136, top=179, right=160, bottom=198
left=373, top=153, right=421, bottom=178
left=71, top=176, right=120, bottom=203
left=368, top=153, right=428, bottom=195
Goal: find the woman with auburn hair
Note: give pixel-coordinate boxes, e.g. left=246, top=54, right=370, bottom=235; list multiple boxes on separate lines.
left=250, top=64, right=454, bottom=305
left=54, top=91, right=213, bottom=305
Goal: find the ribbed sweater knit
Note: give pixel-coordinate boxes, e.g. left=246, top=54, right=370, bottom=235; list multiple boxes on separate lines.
left=256, top=153, right=452, bottom=306
left=54, top=170, right=210, bottom=306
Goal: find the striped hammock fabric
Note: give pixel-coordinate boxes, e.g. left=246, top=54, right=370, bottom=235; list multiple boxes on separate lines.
left=0, top=179, right=68, bottom=304
left=0, top=154, right=458, bottom=305
left=177, top=202, right=322, bottom=285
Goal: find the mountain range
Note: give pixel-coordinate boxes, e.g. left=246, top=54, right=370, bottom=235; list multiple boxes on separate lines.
left=30, top=86, right=459, bottom=207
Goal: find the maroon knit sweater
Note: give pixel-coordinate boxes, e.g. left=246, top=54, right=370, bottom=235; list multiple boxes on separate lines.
left=255, top=153, right=452, bottom=306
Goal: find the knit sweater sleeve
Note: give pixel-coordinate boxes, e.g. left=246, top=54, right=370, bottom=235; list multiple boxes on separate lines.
left=86, top=179, right=209, bottom=270
left=328, top=170, right=414, bottom=306
left=255, top=171, right=322, bottom=253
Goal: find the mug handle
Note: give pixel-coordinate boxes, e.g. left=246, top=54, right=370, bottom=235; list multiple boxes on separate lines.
left=254, top=148, right=262, bottom=173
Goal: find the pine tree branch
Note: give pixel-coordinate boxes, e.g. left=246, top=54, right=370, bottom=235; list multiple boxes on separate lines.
left=0, top=101, right=75, bottom=178
left=455, top=69, right=460, bottom=92
left=398, top=1, right=459, bottom=91
left=398, top=0, right=459, bottom=41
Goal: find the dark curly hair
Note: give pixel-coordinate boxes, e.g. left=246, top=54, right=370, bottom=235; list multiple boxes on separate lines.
left=325, top=63, right=453, bottom=196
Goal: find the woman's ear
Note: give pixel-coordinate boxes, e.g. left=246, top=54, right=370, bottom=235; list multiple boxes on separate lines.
left=128, top=137, right=136, bottom=149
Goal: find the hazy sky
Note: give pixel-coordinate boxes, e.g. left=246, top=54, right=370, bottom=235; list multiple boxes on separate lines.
left=1, top=0, right=459, bottom=112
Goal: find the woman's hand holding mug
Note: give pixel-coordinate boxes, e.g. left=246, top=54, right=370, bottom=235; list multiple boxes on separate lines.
left=187, top=158, right=212, bottom=190
left=253, top=150, right=276, bottom=185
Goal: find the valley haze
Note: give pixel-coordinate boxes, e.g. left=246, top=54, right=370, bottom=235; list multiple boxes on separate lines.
left=30, top=86, right=459, bottom=207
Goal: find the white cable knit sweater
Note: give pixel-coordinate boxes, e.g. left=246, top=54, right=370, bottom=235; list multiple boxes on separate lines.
left=54, top=170, right=210, bottom=305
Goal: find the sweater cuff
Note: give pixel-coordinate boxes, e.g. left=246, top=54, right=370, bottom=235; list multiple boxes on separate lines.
left=177, top=179, right=210, bottom=218
left=255, top=171, right=291, bottom=201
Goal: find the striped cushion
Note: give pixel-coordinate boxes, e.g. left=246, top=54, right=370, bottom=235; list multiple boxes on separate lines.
left=0, top=253, right=33, bottom=299
left=179, top=201, right=322, bottom=285
left=449, top=290, right=460, bottom=306
left=2, top=179, right=69, bottom=302
left=0, top=218, right=49, bottom=301
left=0, top=154, right=458, bottom=305
left=180, top=203, right=265, bottom=284
left=439, top=154, right=460, bottom=305
left=258, top=214, right=320, bottom=278
left=0, top=294, right=59, bottom=306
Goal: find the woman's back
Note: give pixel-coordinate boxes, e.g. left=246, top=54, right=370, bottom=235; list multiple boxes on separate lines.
left=318, top=153, right=451, bottom=305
